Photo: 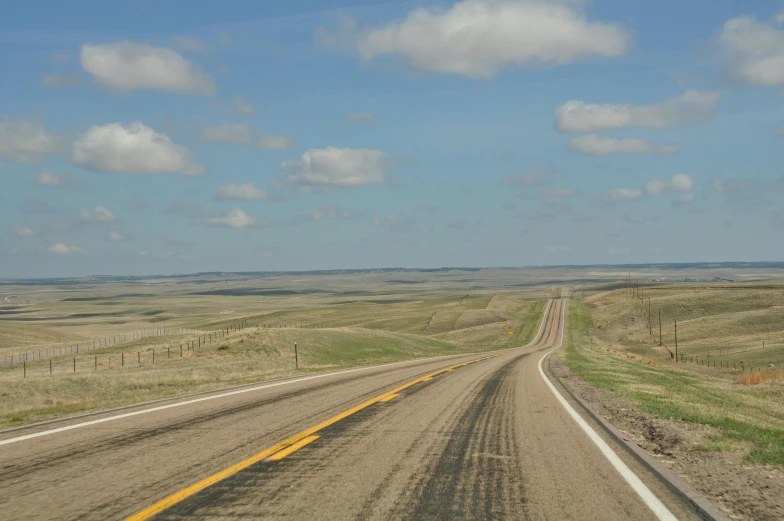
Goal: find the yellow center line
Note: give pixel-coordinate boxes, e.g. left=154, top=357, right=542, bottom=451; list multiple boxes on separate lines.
left=124, top=353, right=500, bottom=521
left=379, top=393, right=399, bottom=402
left=267, top=435, right=320, bottom=461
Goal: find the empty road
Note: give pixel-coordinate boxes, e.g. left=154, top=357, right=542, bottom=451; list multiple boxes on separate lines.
left=0, top=296, right=705, bottom=520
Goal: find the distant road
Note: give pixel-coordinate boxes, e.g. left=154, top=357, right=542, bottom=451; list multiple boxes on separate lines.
left=0, top=294, right=705, bottom=520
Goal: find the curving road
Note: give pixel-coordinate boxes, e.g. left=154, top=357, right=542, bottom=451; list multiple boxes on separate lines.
left=0, top=295, right=706, bottom=520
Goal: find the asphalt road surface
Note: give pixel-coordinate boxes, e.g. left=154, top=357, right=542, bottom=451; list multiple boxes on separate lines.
left=0, top=296, right=706, bottom=520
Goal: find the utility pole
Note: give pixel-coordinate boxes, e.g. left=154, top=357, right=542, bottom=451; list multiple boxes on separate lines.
left=674, top=319, right=679, bottom=363
left=658, top=309, right=662, bottom=347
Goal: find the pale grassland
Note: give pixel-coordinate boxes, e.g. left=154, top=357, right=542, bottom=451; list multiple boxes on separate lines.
left=587, top=281, right=784, bottom=368
left=567, top=283, right=784, bottom=466
left=0, top=271, right=549, bottom=428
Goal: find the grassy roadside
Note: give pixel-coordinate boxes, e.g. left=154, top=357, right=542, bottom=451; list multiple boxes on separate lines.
left=0, top=301, right=547, bottom=429
left=561, top=299, right=784, bottom=467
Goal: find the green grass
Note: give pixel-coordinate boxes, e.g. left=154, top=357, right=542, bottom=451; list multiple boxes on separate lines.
left=507, top=300, right=545, bottom=346
left=563, top=300, right=784, bottom=467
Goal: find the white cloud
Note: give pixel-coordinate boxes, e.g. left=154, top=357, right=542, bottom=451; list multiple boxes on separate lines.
left=347, top=111, right=378, bottom=123
left=49, top=243, right=87, bottom=255
left=332, top=0, right=629, bottom=78
left=300, top=203, right=357, bottom=221
left=35, top=171, right=71, bottom=188
left=200, top=123, right=253, bottom=144
left=80, top=206, right=116, bottom=223
left=673, top=193, right=695, bottom=206
left=282, top=147, right=391, bottom=186
left=216, top=182, right=268, bottom=201
left=14, top=226, right=35, bottom=238
left=0, top=118, right=67, bottom=163
left=644, top=174, right=694, bottom=195
left=718, top=14, right=784, bottom=88
left=80, top=41, right=216, bottom=96
left=204, top=208, right=256, bottom=229
left=372, top=214, right=412, bottom=231
left=108, top=231, right=123, bottom=241
left=602, top=188, right=642, bottom=205
left=555, top=91, right=720, bottom=132
left=774, top=126, right=784, bottom=136
left=569, top=134, right=679, bottom=155
left=72, top=121, right=205, bottom=176
left=258, top=134, right=297, bottom=150
left=171, top=36, right=208, bottom=54
left=41, top=73, right=83, bottom=87
left=232, top=97, right=255, bottom=115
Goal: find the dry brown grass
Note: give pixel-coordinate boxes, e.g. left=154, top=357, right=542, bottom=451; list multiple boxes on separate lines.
left=737, top=369, right=784, bottom=386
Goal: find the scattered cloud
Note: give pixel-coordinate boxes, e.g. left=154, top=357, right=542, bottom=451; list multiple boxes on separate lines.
left=41, top=73, right=83, bottom=87
left=297, top=203, right=358, bottom=222
left=80, top=41, right=216, bottom=96
left=555, top=91, right=720, bottom=132
left=258, top=134, right=297, bottom=150
left=347, top=111, right=378, bottom=123
left=773, top=127, right=784, bottom=136
left=204, top=208, right=257, bottom=229
left=232, top=96, right=255, bottom=115
left=282, top=147, right=392, bottom=187
left=200, top=123, right=253, bottom=144
left=602, top=188, right=643, bottom=205
left=569, top=134, right=679, bottom=155
left=72, top=121, right=205, bottom=176
left=166, top=200, right=207, bottom=220
left=0, top=118, right=67, bottom=163
left=49, top=243, right=87, bottom=255
left=672, top=193, right=695, bottom=206
left=644, top=174, right=694, bottom=195
left=80, top=206, right=116, bottom=223
left=372, top=214, right=413, bottom=231
left=34, top=170, right=76, bottom=188
left=624, top=213, right=659, bottom=224
left=717, top=13, right=784, bottom=88
left=216, top=182, right=268, bottom=201
left=108, top=230, right=124, bottom=241
left=322, top=0, right=629, bottom=78
left=13, top=226, right=35, bottom=238
left=171, top=35, right=208, bottom=54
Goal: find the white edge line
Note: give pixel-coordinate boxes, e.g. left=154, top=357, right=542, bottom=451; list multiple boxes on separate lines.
left=0, top=301, right=556, bottom=448
left=537, top=298, right=679, bottom=521
left=0, top=357, right=448, bottom=447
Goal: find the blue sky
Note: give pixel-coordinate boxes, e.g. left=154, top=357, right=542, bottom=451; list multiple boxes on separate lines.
left=1, top=0, right=783, bottom=278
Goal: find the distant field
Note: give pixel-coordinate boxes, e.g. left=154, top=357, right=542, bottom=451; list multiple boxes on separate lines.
left=586, top=280, right=784, bottom=369
left=0, top=269, right=555, bottom=427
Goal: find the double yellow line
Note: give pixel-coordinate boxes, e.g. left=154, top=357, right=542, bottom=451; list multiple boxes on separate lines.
left=125, top=354, right=499, bottom=521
